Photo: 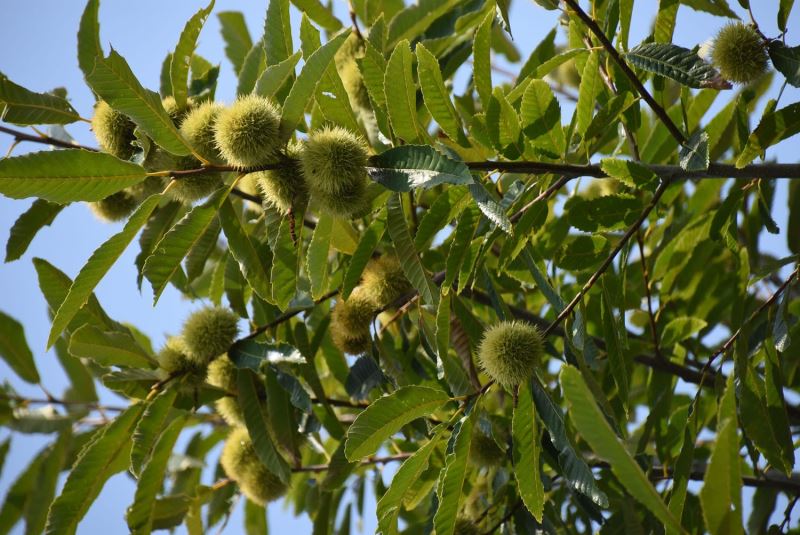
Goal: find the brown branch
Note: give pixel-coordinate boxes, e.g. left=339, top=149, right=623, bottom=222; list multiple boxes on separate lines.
left=509, top=175, right=570, bottom=224
left=4, top=125, right=800, bottom=181
left=292, top=452, right=412, bottom=473
left=561, top=0, right=688, bottom=145
left=0, top=124, right=98, bottom=151
left=241, top=288, right=340, bottom=341
left=544, top=180, right=669, bottom=336
left=699, top=265, right=800, bottom=376
left=0, top=393, right=126, bottom=412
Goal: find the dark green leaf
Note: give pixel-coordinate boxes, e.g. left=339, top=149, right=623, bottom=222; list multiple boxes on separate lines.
left=626, top=42, right=720, bottom=88
left=768, top=42, right=800, bottom=88
left=0, top=310, right=39, bottom=383
left=0, top=77, right=81, bottom=125
left=387, top=193, right=439, bottom=306
left=345, top=385, right=451, bottom=460
left=5, top=199, right=63, bottom=262
left=68, top=325, right=156, bottom=369
left=45, top=403, right=146, bottom=535
left=368, top=146, right=473, bottom=192
left=0, top=150, right=146, bottom=204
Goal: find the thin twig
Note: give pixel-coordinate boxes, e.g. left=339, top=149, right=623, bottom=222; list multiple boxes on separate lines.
left=637, top=229, right=662, bottom=360
left=0, top=124, right=98, bottom=151
left=509, top=175, right=570, bottom=224
left=544, top=180, right=669, bottom=336
left=699, top=265, right=800, bottom=377
left=0, top=393, right=127, bottom=412
left=292, top=453, right=413, bottom=473
left=561, top=0, right=688, bottom=145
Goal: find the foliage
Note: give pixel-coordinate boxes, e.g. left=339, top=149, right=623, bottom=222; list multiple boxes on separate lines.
left=1, top=0, right=800, bottom=534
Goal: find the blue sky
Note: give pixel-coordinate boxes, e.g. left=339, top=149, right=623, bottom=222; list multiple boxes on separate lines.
left=0, top=0, right=798, bottom=533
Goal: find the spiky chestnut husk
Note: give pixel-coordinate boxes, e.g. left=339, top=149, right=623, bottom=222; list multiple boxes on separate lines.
left=181, top=306, right=240, bottom=365
left=88, top=191, right=138, bottom=222
left=334, top=33, right=371, bottom=110
left=91, top=100, right=137, bottom=159
left=180, top=101, right=225, bottom=164
left=301, top=127, right=370, bottom=218
left=220, top=427, right=289, bottom=505
left=157, top=336, right=207, bottom=379
left=214, top=95, right=281, bottom=168
left=165, top=156, right=223, bottom=204
left=206, top=354, right=245, bottom=426
left=711, top=22, right=769, bottom=84
left=253, top=141, right=308, bottom=215
left=469, top=431, right=505, bottom=467
left=360, top=255, right=411, bottom=308
left=161, top=96, right=196, bottom=127
left=453, top=518, right=482, bottom=535
left=477, top=321, right=544, bottom=387
left=330, top=288, right=376, bottom=354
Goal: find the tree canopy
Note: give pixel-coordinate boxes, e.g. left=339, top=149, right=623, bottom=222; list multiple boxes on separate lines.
left=1, top=0, right=800, bottom=533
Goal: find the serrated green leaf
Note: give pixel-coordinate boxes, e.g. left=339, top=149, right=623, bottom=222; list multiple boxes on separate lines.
left=5, top=199, right=64, bottom=262
left=0, top=150, right=146, bottom=204
left=218, top=11, right=253, bottom=75
left=135, top=201, right=184, bottom=289
left=414, top=187, right=469, bottom=250
left=699, top=374, right=743, bottom=534
left=521, top=79, right=565, bottom=157
left=533, top=48, right=587, bottom=79
left=237, top=41, right=267, bottom=96
left=385, top=40, right=421, bottom=143
left=291, top=0, right=342, bottom=31
left=184, top=213, right=220, bottom=283
left=77, top=0, right=102, bottom=82
left=45, top=403, right=146, bottom=535
left=264, top=0, right=292, bottom=65
left=386, top=0, right=461, bottom=48
left=126, top=415, right=186, bottom=535
left=416, top=43, right=468, bottom=146
left=270, top=215, right=297, bottom=310
left=567, top=194, right=643, bottom=232
left=660, top=316, right=707, bottom=347
left=433, top=411, right=474, bottom=535
left=530, top=377, right=607, bottom=506
left=218, top=197, right=272, bottom=302
left=33, top=257, right=117, bottom=335
left=0, top=310, right=39, bottom=384
left=130, top=387, right=178, bottom=478
left=87, top=50, right=193, bottom=156
left=143, top=185, right=232, bottom=304
left=736, top=102, right=800, bottom=169
left=600, top=158, right=659, bottom=189
left=170, top=0, right=214, bottom=108
left=367, top=145, right=473, bottom=192
left=47, top=194, right=161, bottom=347
left=0, top=446, right=46, bottom=533
left=254, top=51, right=301, bottom=98
left=626, top=42, right=719, bottom=88
left=444, top=204, right=479, bottom=291
left=342, top=214, right=385, bottom=300
left=387, top=193, right=439, bottom=306
left=468, top=182, right=512, bottom=234
left=345, top=385, right=450, bottom=460
left=514, top=382, right=544, bottom=521
left=377, top=431, right=443, bottom=535
left=779, top=0, right=795, bottom=32
left=577, top=51, right=602, bottom=136
left=769, top=42, right=800, bottom=88
left=68, top=325, right=156, bottom=369
left=486, top=87, right=523, bottom=157
left=0, top=77, right=81, bottom=125
left=24, top=430, right=69, bottom=535
left=679, top=131, right=709, bottom=171
left=764, top=344, right=794, bottom=473
left=238, top=368, right=292, bottom=483
left=560, top=366, right=682, bottom=531
left=279, top=32, right=347, bottom=140
left=557, top=235, right=609, bottom=271
left=307, top=212, right=332, bottom=301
